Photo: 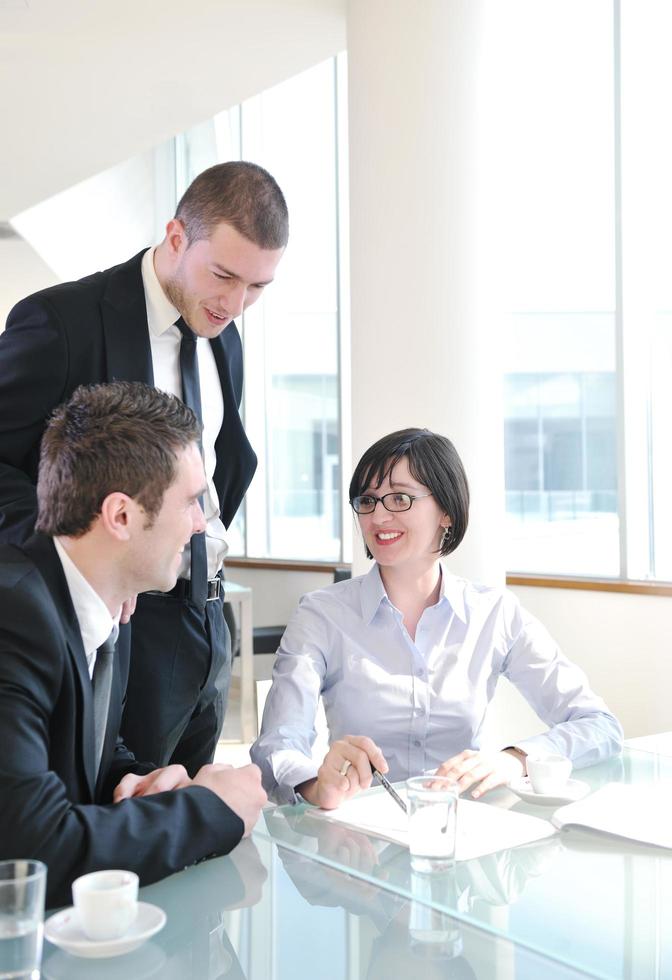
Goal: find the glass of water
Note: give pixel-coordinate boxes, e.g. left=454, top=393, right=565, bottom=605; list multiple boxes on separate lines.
left=406, top=776, right=458, bottom=873
left=0, top=861, right=46, bottom=980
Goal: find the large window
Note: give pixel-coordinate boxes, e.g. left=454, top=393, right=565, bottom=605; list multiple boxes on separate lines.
left=500, top=0, right=672, bottom=582
left=505, top=368, right=618, bottom=575
left=176, top=57, right=349, bottom=563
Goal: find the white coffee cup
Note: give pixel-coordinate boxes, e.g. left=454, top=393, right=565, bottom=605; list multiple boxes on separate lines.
left=526, top=754, right=572, bottom=795
left=72, top=869, right=138, bottom=941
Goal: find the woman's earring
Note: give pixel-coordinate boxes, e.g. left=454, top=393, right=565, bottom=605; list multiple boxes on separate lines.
left=441, top=526, right=453, bottom=549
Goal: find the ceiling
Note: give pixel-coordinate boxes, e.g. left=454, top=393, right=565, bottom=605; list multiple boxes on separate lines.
left=0, top=0, right=346, bottom=218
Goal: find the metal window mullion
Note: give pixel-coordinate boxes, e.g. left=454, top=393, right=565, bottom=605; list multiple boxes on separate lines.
left=333, top=54, right=344, bottom=563
left=646, top=358, right=656, bottom=576
left=613, top=0, right=628, bottom=579
left=235, top=106, right=252, bottom=562
left=536, top=374, right=543, bottom=498
left=335, top=52, right=352, bottom=565
left=580, top=373, right=587, bottom=493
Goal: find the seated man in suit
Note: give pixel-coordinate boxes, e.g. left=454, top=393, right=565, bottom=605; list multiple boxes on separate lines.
left=0, top=381, right=266, bottom=907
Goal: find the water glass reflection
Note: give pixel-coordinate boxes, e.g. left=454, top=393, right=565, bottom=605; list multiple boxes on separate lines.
left=409, top=869, right=463, bottom=961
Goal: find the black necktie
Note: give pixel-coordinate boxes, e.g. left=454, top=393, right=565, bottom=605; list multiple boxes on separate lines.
left=92, top=632, right=115, bottom=778
left=176, top=318, right=208, bottom=608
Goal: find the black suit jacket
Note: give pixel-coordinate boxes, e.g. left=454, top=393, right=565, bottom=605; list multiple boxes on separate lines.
left=0, top=533, right=244, bottom=908
left=0, top=249, right=257, bottom=544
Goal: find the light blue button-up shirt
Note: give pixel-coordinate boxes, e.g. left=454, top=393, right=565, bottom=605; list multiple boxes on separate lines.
left=251, top=564, right=623, bottom=803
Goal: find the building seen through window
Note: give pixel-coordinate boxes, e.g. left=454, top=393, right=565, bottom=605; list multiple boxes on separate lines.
left=505, top=365, right=618, bottom=576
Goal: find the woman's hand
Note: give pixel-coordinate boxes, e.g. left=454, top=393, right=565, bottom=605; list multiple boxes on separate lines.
left=436, top=749, right=525, bottom=799
left=297, top=735, right=389, bottom=810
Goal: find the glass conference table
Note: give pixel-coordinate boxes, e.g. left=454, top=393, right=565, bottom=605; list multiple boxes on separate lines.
left=41, top=741, right=671, bottom=979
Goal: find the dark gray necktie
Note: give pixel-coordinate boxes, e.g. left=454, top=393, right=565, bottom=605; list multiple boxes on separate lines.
left=92, top=632, right=115, bottom=778
left=176, top=318, right=208, bottom=608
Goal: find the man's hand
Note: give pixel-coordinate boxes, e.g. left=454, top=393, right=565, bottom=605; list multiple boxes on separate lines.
left=436, top=749, right=525, bottom=799
left=120, top=594, right=138, bottom=624
left=298, top=735, right=389, bottom=810
left=113, top=764, right=191, bottom=802
left=193, top=763, right=267, bottom=836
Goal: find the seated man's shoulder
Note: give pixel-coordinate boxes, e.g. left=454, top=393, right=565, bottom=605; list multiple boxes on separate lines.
left=0, top=542, right=37, bottom=588
left=0, top=544, right=58, bottom=624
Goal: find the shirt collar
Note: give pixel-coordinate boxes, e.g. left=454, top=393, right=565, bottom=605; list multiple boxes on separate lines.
left=53, top=538, right=118, bottom=660
left=360, top=563, right=388, bottom=625
left=141, top=246, right=181, bottom=338
left=360, top=561, right=468, bottom=626
left=438, top=564, right=467, bottom=624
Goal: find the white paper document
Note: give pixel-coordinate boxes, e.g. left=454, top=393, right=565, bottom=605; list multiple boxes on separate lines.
left=625, top=732, right=672, bottom=758
left=552, top=781, right=672, bottom=849
left=305, top=786, right=555, bottom=861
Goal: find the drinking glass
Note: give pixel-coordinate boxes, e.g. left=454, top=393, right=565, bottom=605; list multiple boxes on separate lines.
left=0, top=860, right=46, bottom=980
left=406, top=776, right=458, bottom=873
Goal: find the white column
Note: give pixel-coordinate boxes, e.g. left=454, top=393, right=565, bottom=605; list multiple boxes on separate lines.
left=346, top=0, right=504, bottom=583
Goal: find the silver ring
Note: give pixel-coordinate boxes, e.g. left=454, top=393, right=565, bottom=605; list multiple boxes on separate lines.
left=339, top=760, right=352, bottom=777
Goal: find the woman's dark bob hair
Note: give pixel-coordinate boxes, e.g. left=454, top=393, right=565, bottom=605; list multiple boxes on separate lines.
left=349, top=428, right=470, bottom=559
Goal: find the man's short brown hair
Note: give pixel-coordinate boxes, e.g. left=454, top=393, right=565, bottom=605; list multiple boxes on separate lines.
left=36, top=382, right=201, bottom=537
left=175, top=160, right=289, bottom=249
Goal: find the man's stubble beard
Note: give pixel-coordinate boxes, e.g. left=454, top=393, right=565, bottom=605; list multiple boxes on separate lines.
left=163, top=273, right=192, bottom=327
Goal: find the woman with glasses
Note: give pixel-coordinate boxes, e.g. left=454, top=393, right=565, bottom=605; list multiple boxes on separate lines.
left=251, top=428, right=622, bottom=807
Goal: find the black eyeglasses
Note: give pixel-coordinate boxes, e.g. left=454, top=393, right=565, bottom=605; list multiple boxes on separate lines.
left=350, top=492, right=433, bottom=514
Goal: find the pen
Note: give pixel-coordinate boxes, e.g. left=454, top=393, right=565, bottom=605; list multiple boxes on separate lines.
left=370, top=762, right=407, bottom=814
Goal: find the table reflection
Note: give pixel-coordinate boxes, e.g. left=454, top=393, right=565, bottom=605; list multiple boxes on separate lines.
left=262, top=803, right=563, bottom=913
left=42, top=838, right=267, bottom=980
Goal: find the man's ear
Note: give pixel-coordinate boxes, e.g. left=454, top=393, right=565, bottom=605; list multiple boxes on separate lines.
left=164, top=218, right=188, bottom=260
left=99, top=493, right=134, bottom=542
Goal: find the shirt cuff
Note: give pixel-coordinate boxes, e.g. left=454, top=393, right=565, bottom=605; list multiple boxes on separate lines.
left=513, top=736, right=556, bottom=760
left=270, top=750, right=319, bottom=805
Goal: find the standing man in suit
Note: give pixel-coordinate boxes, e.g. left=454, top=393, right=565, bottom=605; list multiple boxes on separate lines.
left=0, top=381, right=267, bottom=908
left=0, top=161, right=288, bottom=773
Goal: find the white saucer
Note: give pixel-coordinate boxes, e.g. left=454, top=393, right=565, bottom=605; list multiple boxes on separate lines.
left=44, top=901, right=166, bottom=958
left=508, top=777, right=591, bottom=806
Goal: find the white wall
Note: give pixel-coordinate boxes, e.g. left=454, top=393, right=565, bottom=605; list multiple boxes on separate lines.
left=227, top=566, right=334, bottom=628
left=510, top=584, right=672, bottom=739
left=347, top=0, right=506, bottom=587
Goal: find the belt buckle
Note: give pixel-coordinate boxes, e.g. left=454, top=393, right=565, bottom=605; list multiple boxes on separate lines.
left=206, top=577, right=221, bottom=601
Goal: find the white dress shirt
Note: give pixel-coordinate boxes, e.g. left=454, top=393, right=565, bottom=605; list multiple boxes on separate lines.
left=141, top=247, right=227, bottom=579
left=53, top=538, right=118, bottom=677
left=251, top=562, right=623, bottom=803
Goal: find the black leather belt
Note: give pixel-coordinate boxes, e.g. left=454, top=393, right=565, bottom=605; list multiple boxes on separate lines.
left=147, top=572, right=223, bottom=602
